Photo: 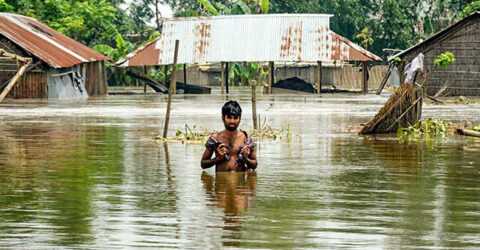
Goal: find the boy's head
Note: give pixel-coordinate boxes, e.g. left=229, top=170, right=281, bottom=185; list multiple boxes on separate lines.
left=221, top=101, right=242, bottom=131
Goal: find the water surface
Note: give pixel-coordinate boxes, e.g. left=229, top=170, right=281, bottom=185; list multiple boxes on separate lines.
left=1, top=89, right=480, bottom=249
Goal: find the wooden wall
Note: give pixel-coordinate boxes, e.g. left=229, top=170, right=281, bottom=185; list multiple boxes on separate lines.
left=7, top=72, right=48, bottom=98
left=84, top=61, right=108, bottom=96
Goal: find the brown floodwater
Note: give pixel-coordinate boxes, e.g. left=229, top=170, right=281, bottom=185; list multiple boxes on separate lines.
left=0, top=88, right=480, bottom=249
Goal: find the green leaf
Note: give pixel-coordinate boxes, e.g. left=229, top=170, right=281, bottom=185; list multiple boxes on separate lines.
left=197, top=0, right=219, bottom=15
left=236, top=0, right=251, bottom=14
left=259, top=0, right=269, bottom=13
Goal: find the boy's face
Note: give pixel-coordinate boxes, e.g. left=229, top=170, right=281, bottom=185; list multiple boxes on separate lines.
left=223, top=114, right=241, bottom=131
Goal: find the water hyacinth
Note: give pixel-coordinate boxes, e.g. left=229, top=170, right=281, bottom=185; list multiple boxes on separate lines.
left=397, top=118, right=450, bottom=140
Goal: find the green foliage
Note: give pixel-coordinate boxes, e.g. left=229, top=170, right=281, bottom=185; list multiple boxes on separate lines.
left=390, top=56, right=402, bottom=65
left=258, top=0, right=269, bottom=14
left=461, top=1, right=480, bottom=18
left=355, top=27, right=374, bottom=49
left=433, top=51, right=455, bottom=68
left=397, top=118, right=450, bottom=140
left=197, top=0, right=219, bottom=15
left=230, top=63, right=268, bottom=86
left=0, top=0, right=13, bottom=11
left=195, top=0, right=269, bottom=16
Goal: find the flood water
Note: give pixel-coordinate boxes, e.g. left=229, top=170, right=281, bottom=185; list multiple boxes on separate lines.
left=1, top=88, right=480, bottom=249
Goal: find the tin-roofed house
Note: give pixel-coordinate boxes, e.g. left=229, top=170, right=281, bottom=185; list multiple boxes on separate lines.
left=0, top=13, right=108, bottom=99
left=394, top=12, right=480, bottom=96
left=118, top=14, right=382, bottom=94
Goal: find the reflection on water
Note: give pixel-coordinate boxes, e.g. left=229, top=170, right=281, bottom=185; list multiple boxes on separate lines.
left=0, top=91, right=480, bottom=249
left=201, top=171, right=256, bottom=247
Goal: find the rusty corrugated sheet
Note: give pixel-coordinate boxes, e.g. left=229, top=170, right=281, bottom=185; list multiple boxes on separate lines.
left=118, top=14, right=381, bottom=67
left=0, top=13, right=108, bottom=68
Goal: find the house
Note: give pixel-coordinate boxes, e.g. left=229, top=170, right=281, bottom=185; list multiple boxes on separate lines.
left=118, top=14, right=382, bottom=94
left=0, top=13, right=108, bottom=99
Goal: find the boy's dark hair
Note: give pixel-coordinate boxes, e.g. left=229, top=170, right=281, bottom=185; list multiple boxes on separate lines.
left=222, top=100, right=242, bottom=117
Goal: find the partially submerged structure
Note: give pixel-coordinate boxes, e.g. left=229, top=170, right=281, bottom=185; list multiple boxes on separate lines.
left=0, top=13, right=108, bottom=99
left=394, top=12, right=480, bottom=96
left=118, top=14, right=382, bottom=94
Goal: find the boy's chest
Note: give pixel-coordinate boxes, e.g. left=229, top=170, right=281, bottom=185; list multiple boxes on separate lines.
left=218, top=135, right=244, bottom=153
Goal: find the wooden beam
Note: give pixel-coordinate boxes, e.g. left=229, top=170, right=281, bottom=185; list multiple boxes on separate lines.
left=251, top=83, right=257, bottom=129
left=183, top=64, right=187, bottom=84
left=143, top=66, right=147, bottom=94
left=163, top=40, right=179, bottom=138
left=220, top=62, right=225, bottom=95
left=376, top=63, right=393, bottom=95
left=225, top=62, right=229, bottom=94
left=268, top=61, right=274, bottom=94
left=163, top=65, right=168, bottom=87
left=362, top=62, right=369, bottom=94
left=316, top=61, right=322, bottom=94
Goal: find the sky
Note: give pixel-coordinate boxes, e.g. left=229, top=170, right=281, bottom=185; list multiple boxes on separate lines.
left=121, top=0, right=174, bottom=24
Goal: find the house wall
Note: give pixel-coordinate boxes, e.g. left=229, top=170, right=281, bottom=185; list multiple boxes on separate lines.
left=401, top=18, right=480, bottom=96
left=176, top=64, right=387, bottom=91
left=84, top=61, right=108, bottom=96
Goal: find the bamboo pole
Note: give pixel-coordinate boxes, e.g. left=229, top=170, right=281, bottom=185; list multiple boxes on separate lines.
left=251, top=82, right=258, bottom=130
left=162, top=40, right=179, bottom=139
left=220, top=62, right=225, bottom=95
left=0, top=59, right=32, bottom=103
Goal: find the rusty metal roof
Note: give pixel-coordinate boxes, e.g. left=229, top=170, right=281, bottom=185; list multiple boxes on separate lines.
left=0, top=13, right=108, bottom=68
left=118, top=14, right=381, bottom=67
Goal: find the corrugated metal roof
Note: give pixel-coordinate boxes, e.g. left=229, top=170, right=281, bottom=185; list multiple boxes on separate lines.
left=118, top=14, right=381, bottom=67
left=0, top=13, right=108, bottom=68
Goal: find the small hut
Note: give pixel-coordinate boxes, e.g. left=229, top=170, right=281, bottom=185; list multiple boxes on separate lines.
left=394, top=12, right=480, bottom=96
left=0, top=13, right=108, bottom=99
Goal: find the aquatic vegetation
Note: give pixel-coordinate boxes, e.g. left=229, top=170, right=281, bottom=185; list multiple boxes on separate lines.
left=455, top=96, right=471, bottom=104
left=156, top=121, right=292, bottom=144
left=397, top=118, right=450, bottom=140
left=473, top=125, right=480, bottom=132
left=156, top=124, right=210, bottom=144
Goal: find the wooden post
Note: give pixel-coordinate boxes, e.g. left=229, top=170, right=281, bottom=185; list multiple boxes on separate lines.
left=362, top=61, right=369, bottom=94
left=316, top=61, right=322, bottom=94
left=162, top=40, right=179, bottom=139
left=268, top=61, right=274, bottom=94
left=399, top=61, right=406, bottom=86
left=183, top=64, right=187, bottom=84
left=376, top=63, right=393, bottom=95
left=225, top=62, right=229, bottom=94
left=163, top=65, right=168, bottom=88
left=251, top=83, right=258, bottom=130
left=220, top=62, right=225, bottom=95
left=143, top=66, right=147, bottom=95
left=0, top=60, right=32, bottom=102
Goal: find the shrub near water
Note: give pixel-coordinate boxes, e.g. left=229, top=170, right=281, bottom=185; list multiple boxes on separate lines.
left=397, top=118, right=450, bottom=140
